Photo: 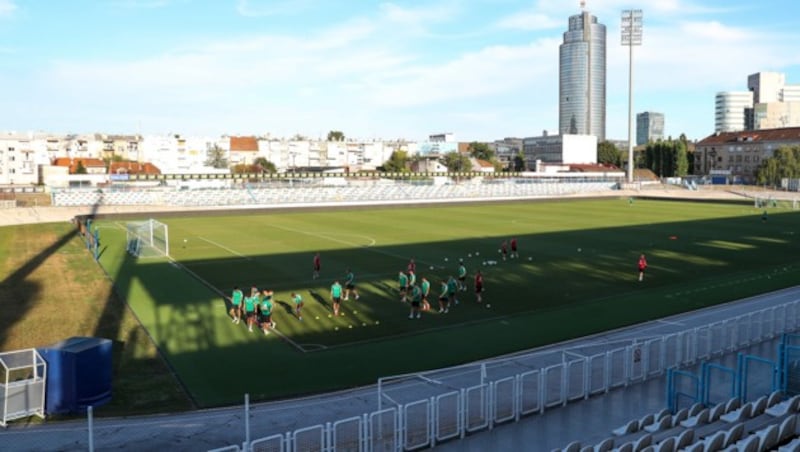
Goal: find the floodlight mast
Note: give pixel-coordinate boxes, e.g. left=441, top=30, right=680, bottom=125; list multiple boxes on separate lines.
left=622, top=9, right=643, bottom=184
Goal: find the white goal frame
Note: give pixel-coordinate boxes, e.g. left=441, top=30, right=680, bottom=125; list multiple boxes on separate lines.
left=126, top=219, right=170, bottom=258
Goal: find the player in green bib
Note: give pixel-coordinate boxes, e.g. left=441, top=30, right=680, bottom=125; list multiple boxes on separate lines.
left=331, top=281, right=343, bottom=316
left=420, top=277, right=431, bottom=311
left=408, top=284, right=422, bottom=319
left=398, top=271, right=409, bottom=301
left=259, top=290, right=275, bottom=335
left=291, top=292, right=304, bottom=320
left=457, top=262, right=467, bottom=291
left=229, top=286, right=244, bottom=324
left=447, top=276, right=459, bottom=306
left=243, top=295, right=257, bottom=333
left=344, top=269, right=359, bottom=301
left=438, top=279, right=449, bottom=313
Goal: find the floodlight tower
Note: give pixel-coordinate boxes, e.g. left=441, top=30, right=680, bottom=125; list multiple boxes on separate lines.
left=621, top=9, right=643, bottom=184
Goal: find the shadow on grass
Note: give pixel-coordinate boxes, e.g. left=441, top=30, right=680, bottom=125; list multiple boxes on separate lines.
left=89, top=199, right=800, bottom=406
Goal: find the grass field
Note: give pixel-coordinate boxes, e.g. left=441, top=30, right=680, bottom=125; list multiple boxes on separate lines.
left=0, top=223, right=192, bottom=417
left=87, top=197, right=800, bottom=407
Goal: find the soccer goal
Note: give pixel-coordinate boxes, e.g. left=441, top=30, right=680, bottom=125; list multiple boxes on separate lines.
left=126, top=219, right=169, bottom=258
left=754, top=196, right=799, bottom=210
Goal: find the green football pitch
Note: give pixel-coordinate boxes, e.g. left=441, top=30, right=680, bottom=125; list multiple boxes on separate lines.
left=95, top=198, right=800, bottom=407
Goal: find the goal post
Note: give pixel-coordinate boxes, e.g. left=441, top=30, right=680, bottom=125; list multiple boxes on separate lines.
left=754, top=196, right=799, bottom=210
left=126, top=219, right=169, bottom=258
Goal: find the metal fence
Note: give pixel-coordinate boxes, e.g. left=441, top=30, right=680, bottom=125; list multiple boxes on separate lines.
left=205, top=298, right=800, bottom=452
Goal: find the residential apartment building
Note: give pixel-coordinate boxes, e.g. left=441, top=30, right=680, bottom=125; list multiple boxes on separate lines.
left=559, top=6, right=607, bottom=141
left=694, top=127, right=800, bottom=182
left=636, top=112, right=664, bottom=145
left=0, top=132, right=44, bottom=185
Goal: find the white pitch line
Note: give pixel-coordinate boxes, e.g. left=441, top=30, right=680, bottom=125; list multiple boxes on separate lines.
left=267, top=222, right=439, bottom=267
left=197, top=237, right=251, bottom=260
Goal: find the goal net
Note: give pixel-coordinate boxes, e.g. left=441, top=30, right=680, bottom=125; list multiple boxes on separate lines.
left=126, top=219, right=170, bottom=258
left=754, top=196, right=799, bottom=210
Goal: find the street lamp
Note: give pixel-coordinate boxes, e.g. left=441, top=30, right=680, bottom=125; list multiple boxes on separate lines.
left=622, top=9, right=643, bottom=184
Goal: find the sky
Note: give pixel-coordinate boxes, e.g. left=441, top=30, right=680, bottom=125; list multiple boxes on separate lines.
left=1, top=0, right=799, bottom=142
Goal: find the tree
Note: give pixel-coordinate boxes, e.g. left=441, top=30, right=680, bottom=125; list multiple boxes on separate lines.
left=75, top=161, right=87, bottom=174
left=468, top=142, right=495, bottom=161
left=205, top=144, right=228, bottom=169
left=597, top=141, right=622, bottom=167
left=674, top=140, right=689, bottom=177
left=642, top=139, right=689, bottom=177
left=381, top=150, right=410, bottom=172
left=441, top=151, right=471, bottom=172
left=327, top=130, right=345, bottom=142
left=513, top=151, right=526, bottom=171
left=756, top=145, right=800, bottom=186
left=253, top=157, right=277, bottom=173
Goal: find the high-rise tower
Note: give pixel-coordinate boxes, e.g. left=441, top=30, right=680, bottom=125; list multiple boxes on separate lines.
left=559, top=3, right=607, bottom=142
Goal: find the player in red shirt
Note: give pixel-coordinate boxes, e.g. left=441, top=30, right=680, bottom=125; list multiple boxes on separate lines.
left=510, top=237, right=518, bottom=259
left=407, top=257, right=416, bottom=274
left=638, top=254, right=647, bottom=282
left=474, top=270, right=484, bottom=303
left=313, top=252, right=321, bottom=280
left=500, top=240, right=508, bottom=261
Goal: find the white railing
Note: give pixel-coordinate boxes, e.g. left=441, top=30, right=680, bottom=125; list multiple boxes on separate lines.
left=204, top=298, right=800, bottom=452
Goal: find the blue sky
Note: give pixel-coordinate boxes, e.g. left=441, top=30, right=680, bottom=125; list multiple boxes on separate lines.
left=1, top=0, right=799, bottom=142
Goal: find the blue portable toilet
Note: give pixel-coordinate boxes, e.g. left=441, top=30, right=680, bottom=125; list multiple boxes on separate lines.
left=38, top=337, right=113, bottom=415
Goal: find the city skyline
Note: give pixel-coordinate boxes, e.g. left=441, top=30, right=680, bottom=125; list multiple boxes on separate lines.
left=0, top=0, right=798, bottom=142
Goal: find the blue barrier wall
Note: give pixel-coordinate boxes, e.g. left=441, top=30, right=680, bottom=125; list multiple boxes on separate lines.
left=38, top=337, right=112, bottom=414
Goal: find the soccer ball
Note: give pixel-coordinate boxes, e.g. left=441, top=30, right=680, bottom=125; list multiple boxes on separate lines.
left=335, top=327, right=339, bottom=331
left=183, top=238, right=188, bottom=243
left=482, top=261, right=486, bottom=266
left=486, top=304, right=491, bottom=308
left=498, top=249, right=501, bottom=253
left=475, top=252, right=480, bottom=256
left=528, top=257, right=532, bottom=261
left=430, top=265, right=434, bottom=270
left=348, top=325, right=353, bottom=329
left=468, top=253, right=472, bottom=258
left=577, top=248, right=582, bottom=252
left=444, top=258, right=449, bottom=262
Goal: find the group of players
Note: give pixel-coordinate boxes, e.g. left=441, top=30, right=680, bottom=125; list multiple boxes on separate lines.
left=227, top=286, right=304, bottom=335
left=225, top=239, right=525, bottom=331
left=396, top=257, right=484, bottom=319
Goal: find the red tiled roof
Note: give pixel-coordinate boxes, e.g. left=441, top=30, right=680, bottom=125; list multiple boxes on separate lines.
left=697, top=127, right=800, bottom=146
left=229, top=136, right=258, bottom=152
left=475, top=159, right=494, bottom=168
left=109, top=161, right=161, bottom=175
left=53, top=157, right=106, bottom=173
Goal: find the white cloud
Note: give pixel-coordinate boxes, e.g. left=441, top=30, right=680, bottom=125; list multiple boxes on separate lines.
left=0, top=0, right=17, bottom=16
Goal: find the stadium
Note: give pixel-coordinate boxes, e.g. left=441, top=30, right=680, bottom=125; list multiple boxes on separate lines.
left=3, top=174, right=800, bottom=451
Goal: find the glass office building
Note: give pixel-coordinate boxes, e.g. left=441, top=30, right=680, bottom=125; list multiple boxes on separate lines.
left=636, top=111, right=664, bottom=145
left=559, top=10, right=606, bottom=142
